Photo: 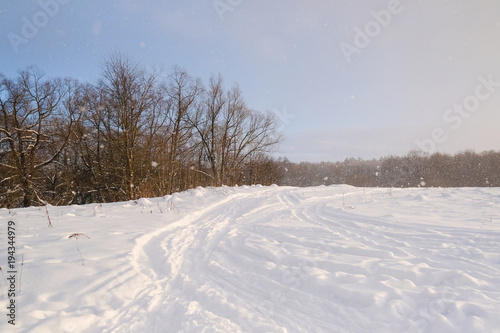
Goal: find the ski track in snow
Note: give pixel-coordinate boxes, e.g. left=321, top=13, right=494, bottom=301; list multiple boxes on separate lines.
left=1, top=186, right=500, bottom=332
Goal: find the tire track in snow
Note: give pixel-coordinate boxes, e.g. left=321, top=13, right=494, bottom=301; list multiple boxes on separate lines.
left=109, top=186, right=500, bottom=332
left=109, top=188, right=282, bottom=332
left=304, top=187, right=500, bottom=332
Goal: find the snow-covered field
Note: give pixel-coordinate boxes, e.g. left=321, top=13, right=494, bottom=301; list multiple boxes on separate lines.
left=1, top=185, right=499, bottom=333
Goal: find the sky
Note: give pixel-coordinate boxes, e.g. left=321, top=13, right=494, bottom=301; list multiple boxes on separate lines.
left=1, top=0, right=499, bottom=162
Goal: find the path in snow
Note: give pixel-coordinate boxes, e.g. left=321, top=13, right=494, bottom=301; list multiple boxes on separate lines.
left=1, top=186, right=499, bottom=332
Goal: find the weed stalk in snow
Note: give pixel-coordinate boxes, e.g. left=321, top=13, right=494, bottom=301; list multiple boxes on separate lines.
left=167, top=199, right=176, bottom=212
left=156, top=200, right=164, bottom=213
left=385, top=209, right=400, bottom=223
left=93, top=204, right=102, bottom=216
left=69, top=233, right=90, bottom=267
left=77, top=246, right=85, bottom=267
left=45, top=206, right=53, bottom=228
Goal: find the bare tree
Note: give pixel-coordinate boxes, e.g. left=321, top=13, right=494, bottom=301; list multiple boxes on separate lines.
left=190, top=75, right=282, bottom=186
left=98, top=54, right=160, bottom=200
left=1, top=62, right=286, bottom=207
left=0, top=67, right=80, bottom=207
left=162, top=67, right=202, bottom=193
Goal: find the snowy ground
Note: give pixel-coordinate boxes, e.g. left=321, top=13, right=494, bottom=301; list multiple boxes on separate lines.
left=1, top=185, right=499, bottom=333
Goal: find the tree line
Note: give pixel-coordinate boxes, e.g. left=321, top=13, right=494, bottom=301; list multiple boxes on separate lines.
left=0, top=55, right=282, bottom=207
left=2, top=55, right=499, bottom=208
left=277, top=150, right=500, bottom=188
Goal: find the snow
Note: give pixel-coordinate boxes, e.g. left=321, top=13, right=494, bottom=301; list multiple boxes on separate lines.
left=1, top=185, right=500, bottom=332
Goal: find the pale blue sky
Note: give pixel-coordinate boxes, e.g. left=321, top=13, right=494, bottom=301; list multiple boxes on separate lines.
left=1, top=0, right=499, bottom=162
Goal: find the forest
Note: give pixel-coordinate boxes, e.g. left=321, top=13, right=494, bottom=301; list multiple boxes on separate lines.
left=1, top=55, right=499, bottom=208
left=277, top=150, right=500, bottom=188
